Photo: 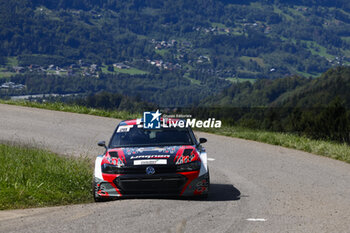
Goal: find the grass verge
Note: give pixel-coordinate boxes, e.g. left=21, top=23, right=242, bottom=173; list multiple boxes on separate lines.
left=1, top=100, right=349, bottom=164
left=0, top=99, right=141, bottom=119
left=202, top=126, right=350, bottom=163
left=0, top=143, right=93, bottom=210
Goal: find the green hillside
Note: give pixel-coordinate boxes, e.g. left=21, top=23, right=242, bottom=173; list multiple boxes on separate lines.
left=272, top=67, right=350, bottom=108
left=206, top=67, right=350, bottom=108
left=198, top=67, right=350, bottom=143
left=205, top=75, right=311, bottom=107
left=1, top=0, right=350, bottom=106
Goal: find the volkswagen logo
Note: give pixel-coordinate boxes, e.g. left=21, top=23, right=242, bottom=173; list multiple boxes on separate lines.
left=146, top=166, right=155, bottom=175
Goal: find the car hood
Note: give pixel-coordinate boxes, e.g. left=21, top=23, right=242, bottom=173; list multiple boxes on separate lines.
left=108, top=145, right=195, bottom=166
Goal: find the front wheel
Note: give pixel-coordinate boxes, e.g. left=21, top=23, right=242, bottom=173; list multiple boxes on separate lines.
left=195, top=171, right=210, bottom=199
left=92, top=179, right=104, bottom=202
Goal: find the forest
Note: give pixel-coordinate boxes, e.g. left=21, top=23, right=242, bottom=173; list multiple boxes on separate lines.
left=1, top=71, right=229, bottom=106
left=1, top=0, right=350, bottom=81
left=194, top=67, right=350, bottom=143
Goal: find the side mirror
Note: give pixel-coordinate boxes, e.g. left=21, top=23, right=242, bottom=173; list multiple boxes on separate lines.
left=98, top=141, right=107, bottom=149
left=199, top=138, right=207, bottom=144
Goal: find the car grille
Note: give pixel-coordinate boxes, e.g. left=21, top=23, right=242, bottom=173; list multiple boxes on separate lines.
left=119, top=165, right=177, bottom=174
left=114, top=174, right=187, bottom=195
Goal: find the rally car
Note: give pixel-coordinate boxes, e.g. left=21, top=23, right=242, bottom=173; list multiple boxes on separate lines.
left=93, top=118, right=210, bottom=201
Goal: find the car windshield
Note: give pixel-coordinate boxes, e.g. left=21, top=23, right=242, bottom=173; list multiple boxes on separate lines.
left=109, top=125, right=194, bottom=148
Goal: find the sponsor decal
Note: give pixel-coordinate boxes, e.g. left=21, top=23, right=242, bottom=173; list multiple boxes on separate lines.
left=136, top=147, right=168, bottom=153
left=117, top=125, right=132, bottom=133
left=130, top=155, right=171, bottom=159
left=125, top=147, right=178, bottom=155
left=134, top=159, right=167, bottom=165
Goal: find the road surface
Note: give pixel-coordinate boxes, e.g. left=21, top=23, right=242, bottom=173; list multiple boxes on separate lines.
left=1, top=104, right=350, bottom=233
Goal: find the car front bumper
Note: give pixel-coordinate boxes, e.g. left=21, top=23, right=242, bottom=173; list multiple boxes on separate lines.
left=94, top=171, right=209, bottom=198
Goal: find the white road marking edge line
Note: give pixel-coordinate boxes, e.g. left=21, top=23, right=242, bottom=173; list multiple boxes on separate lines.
left=246, top=218, right=267, bottom=222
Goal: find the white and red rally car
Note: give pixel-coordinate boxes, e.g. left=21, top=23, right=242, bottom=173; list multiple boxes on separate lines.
left=93, top=118, right=209, bottom=201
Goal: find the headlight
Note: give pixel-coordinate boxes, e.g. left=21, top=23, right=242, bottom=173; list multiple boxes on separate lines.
left=101, top=163, right=126, bottom=174
left=176, top=161, right=201, bottom=172
left=102, top=151, right=126, bottom=174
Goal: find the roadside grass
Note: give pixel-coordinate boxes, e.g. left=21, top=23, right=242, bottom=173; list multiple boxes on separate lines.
left=1, top=100, right=349, bottom=164
left=202, top=126, right=350, bottom=163
left=0, top=99, right=141, bottom=120
left=0, top=144, right=93, bottom=210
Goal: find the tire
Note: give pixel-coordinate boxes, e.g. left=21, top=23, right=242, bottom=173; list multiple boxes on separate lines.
left=194, top=171, right=210, bottom=200
left=202, top=170, right=210, bottom=199
left=92, top=179, right=104, bottom=202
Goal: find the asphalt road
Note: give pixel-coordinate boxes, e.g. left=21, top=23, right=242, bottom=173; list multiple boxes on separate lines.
left=1, top=103, right=350, bottom=233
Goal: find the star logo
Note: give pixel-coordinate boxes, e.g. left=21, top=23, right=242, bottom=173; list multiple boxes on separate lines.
left=143, top=110, right=162, bottom=129
left=151, top=110, right=161, bottom=122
